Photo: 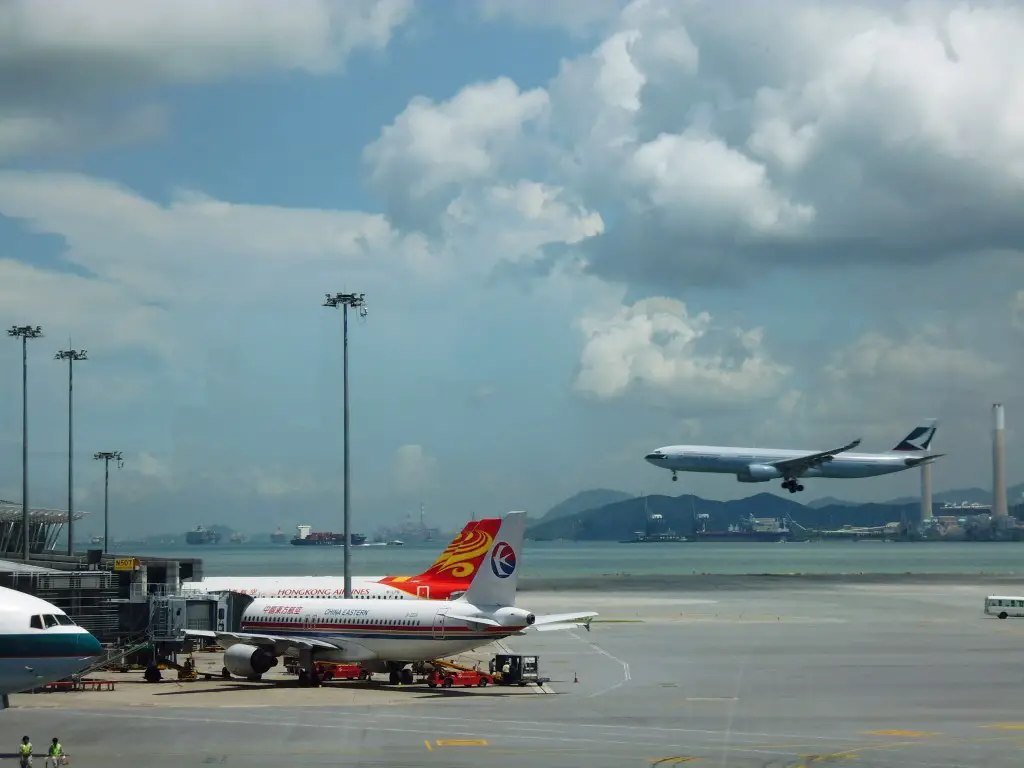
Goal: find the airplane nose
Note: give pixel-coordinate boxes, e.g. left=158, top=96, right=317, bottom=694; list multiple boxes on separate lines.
left=645, top=453, right=662, bottom=462
left=79, top=631, right=102, bottom=657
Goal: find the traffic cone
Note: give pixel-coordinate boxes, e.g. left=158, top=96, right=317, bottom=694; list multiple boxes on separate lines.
left=573, top=671, right=579, bottom=683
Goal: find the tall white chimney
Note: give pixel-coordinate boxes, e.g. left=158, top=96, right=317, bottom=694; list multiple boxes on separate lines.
left=993, top=403, right=1008, bottom=518
left=920, top=461, right=933, bottom=521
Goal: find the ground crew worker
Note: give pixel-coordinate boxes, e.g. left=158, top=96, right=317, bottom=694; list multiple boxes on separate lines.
left=45, top=737, right=64, bottom=767
left=18, top=735, right=32, bottom=767
left=502, top=660, right=511, bottom=676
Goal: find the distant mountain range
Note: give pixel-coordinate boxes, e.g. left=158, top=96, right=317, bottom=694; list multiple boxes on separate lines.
left=528, top=484, right=1024, bottom=542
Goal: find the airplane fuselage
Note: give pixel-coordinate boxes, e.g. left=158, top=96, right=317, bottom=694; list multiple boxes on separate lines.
left=238, top=598, right=531, bottom=663
left=0, top=587, right=103, bottom=701
left=181, top=576, right=467, bottom=601
left=647, top=446, right=922, bottom=480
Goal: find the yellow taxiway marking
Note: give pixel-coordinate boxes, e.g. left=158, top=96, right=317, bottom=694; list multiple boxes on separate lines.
left=863, top=730, right=938, bottom=737
left=980, top=723, right=1024, bottom=730
left=650, top=758, right=700, bottom=765
left=434, top=739, right=488, bottom=747
left=424, top=740, right=433, bottom=751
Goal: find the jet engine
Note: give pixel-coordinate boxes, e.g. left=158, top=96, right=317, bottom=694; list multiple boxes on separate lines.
left=736, top=464, right=782, bottom=483
left=224, top=643, right=278, bottom=679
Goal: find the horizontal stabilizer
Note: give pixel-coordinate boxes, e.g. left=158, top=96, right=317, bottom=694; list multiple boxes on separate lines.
left=535, top=621, right=593, bottom=632
left=903, top=453, right=945, bottom=467
left=533, top=611, right=598, bottom=631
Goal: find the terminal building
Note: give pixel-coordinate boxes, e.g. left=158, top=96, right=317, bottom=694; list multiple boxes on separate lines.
left=0, top=501, right=238, bottom=665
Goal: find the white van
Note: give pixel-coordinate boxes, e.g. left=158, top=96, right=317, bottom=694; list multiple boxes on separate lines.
left=984, top=596, right=1024, bottom=619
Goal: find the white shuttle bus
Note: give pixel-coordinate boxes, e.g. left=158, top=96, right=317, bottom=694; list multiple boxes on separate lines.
left=984, top=596, right=1024, bottom=619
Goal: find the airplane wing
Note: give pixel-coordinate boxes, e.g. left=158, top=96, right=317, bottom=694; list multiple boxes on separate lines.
left=531, top=612, right=598, bottom=632
left=183, top=629, right=377, bottom=661
left=770, top=439, right=861, bottom=477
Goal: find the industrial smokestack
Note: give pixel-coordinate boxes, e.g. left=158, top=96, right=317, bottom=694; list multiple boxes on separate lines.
left=920, top=461, right=933, bottom=521
left=993, top=403, right=1008, bottom=518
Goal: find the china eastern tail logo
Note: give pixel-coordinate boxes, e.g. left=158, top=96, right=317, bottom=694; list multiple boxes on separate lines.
left=490, top=541, right=517, bottom=579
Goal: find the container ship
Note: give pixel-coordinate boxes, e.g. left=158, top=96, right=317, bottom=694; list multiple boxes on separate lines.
left=691, top=513, right=793, bottom=542
left=185, top=526, right=222, bottom=545
left=290, top=524, right=366, bottom=547
left=270, top=527, right=287, bottom=544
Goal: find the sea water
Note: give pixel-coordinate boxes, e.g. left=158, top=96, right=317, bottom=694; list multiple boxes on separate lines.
left=120, top=540, right=1024, bottom=578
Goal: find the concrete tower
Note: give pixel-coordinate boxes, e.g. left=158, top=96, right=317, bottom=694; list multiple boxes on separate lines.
left=920, top=461, right=933, bottom=521
left=993, top=403, right=1008, bottom=518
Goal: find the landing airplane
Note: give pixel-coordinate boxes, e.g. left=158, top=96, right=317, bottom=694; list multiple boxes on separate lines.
left=185, top=511, right=597, bottom=686
left=645, top=419, right=943, bottom=495
left=0, top=585, right=103, bottom=710
left=180, top=518, right=502, bottom=601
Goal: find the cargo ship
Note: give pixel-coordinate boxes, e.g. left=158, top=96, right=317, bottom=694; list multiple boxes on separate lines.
left=620, top=504, right=686, bottom=543
left=691, top=513, right=793, bottom=542
left=290, top=524, right=366, bottom=547
left=270, top=527, right=287, bottom=544
left=185, top=526, right=222, bottom=545
left=229, top=533, right=246, bottom=544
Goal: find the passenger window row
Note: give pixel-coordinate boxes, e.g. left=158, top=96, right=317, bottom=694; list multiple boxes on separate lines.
left=259, top=616, right=422, bottom=626
left=30, top=613, right=75, bottom=630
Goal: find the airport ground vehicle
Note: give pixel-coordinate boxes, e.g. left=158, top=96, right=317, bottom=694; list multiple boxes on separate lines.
left=985, top=595, right=1024, bottom=619
left=314, top=662, right=369, bottom=681
left=426, top=668, right=495, bottom=688
left=493, top=654, right=541, bottom=686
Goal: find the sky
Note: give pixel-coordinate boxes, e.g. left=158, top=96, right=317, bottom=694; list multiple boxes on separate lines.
left=0, top=0, right=1022, bottom=539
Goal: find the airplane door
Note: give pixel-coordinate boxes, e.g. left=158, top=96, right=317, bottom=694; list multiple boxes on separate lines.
left=432, top=608, right=448, bottom=640
left=303, top=613, right=317, bottom=631
left=417, top=585, right=430, bottom=599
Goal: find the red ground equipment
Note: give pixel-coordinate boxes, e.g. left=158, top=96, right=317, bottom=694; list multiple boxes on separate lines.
left=426, top=668, right=495, bottom=688
left=313, top=662, right=369, bottom=681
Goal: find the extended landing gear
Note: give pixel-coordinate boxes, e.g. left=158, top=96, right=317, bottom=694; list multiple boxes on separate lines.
left=671, top=471, right=678, bottom=482
left=297, top=649, right=321, bottom=687
left=388, top=667, right=414, bottom=685
left=781, top=478, right=805, bottom=494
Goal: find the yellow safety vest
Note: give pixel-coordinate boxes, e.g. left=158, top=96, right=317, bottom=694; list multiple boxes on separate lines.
left=49, top=742, right=62, bottom=756
left=19, top=742, right=31, bottom=755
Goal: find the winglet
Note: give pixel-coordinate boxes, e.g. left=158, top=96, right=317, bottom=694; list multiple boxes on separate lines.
left=460, top=511, right=526, bottom=607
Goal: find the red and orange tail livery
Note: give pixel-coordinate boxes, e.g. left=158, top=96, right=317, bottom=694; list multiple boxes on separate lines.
left=378, top=518, right=502, bottom=600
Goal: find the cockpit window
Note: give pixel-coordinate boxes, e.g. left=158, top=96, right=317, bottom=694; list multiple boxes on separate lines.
left=43, top=614, right=58, bottom=628
left=30, top=615, right=42, bottom=630
left=55, top=615, right=74, bottom=626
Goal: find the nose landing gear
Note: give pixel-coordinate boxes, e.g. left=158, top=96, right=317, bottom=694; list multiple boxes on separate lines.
left=782, top=478, right=804, bottom=494
left=671, top=471, right=678, bottom=482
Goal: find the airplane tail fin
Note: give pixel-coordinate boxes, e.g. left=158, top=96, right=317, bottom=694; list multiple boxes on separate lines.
left=461, top=511, right=526, bottom=607
left=891, top=419, right=938, bottom=452
left=411, top=518, right=502, bottom=583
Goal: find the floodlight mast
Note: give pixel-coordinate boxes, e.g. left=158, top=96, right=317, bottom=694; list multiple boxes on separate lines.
left=93, top=451, right=123, bottom=553
left=7, top=325, right=43, bottom=560
left=322, top=292, right=367, bottom=600
left=56, top=347, right=88, bottom=556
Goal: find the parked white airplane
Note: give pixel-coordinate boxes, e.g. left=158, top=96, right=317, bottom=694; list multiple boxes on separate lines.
left=185, top=512, right=597, bottom=685
left=180, top=518, right=503, bottom=602
left=645, top=420, right=943, bottom=495
left=0, top=585, right=103, bottom=709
